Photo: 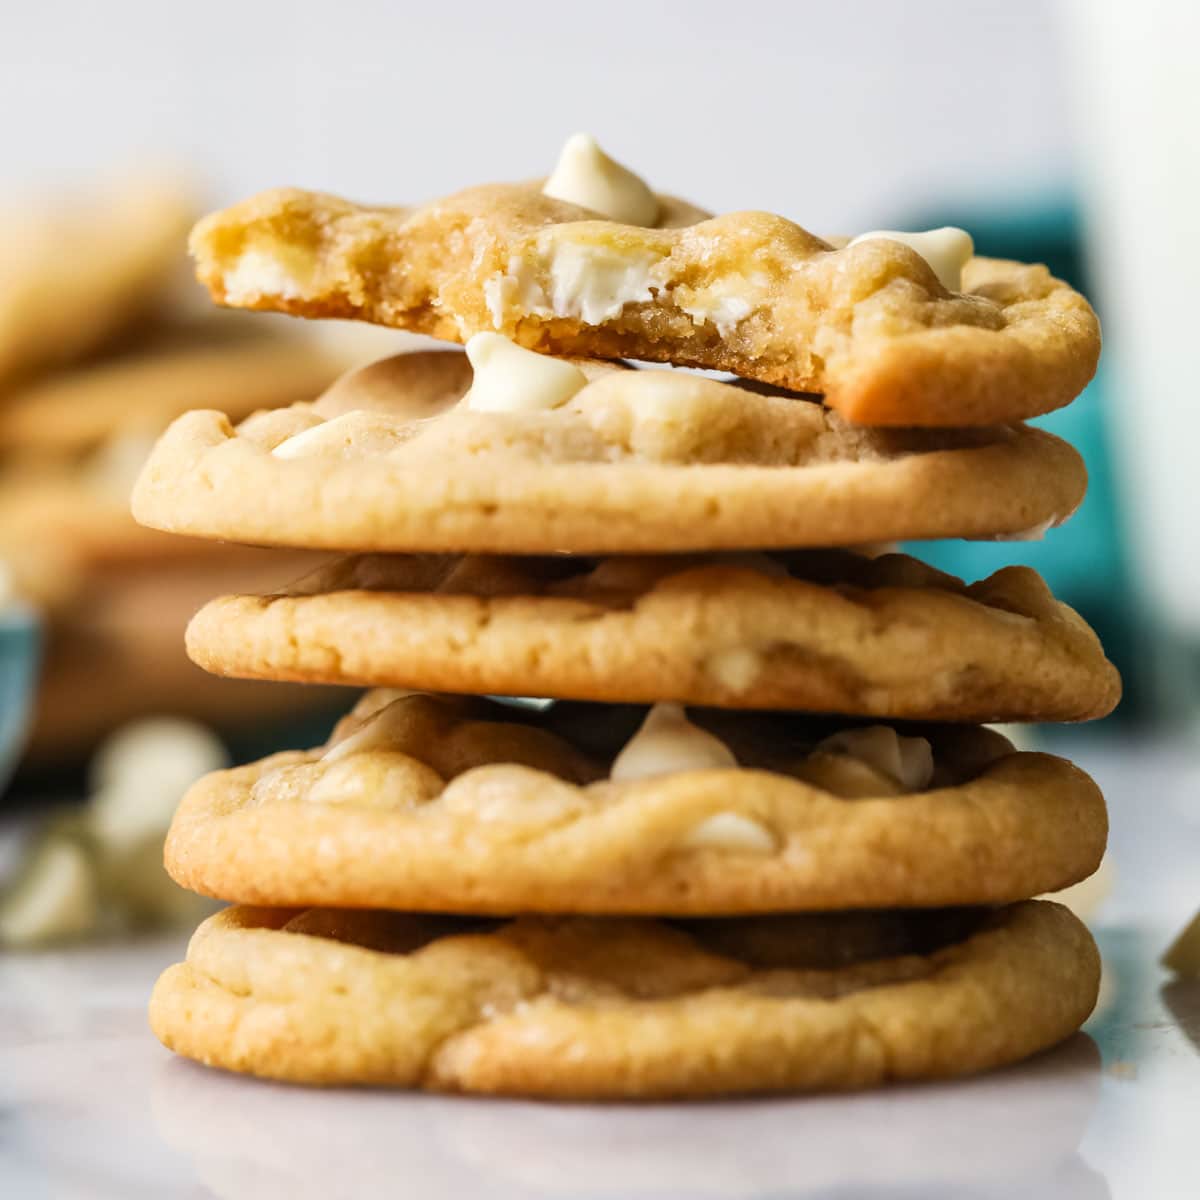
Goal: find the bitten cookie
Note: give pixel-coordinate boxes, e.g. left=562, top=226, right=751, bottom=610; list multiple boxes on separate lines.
left=189, top=170, right=1099, bottom=426
left=149, top=900, right=1099, bottom=1098
left=132, top=350, right=1088, bottom=553
left=187, top=549, right=1120, bottom=723
left=163, top=692, right=1107, bottom=914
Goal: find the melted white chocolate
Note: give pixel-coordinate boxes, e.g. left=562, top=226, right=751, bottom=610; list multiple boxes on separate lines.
left=462, top=333, right=588, bottom=413
left=610, top=703, right=737, bottom=782
left=322, top=697, right=418, bottom=761
left=681, top=812, right=778, bottom=853
left=542, top=133, right=659, bottom=226
left=847, top=227, right=974, bottom=292
left=814, top=726, right=934, bottom=792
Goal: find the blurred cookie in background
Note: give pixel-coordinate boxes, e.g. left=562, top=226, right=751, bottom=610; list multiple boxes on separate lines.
left=0, top=174, right=192, bottom=388
left=24, top=545, right=351, bottom=764
left=0, top=174, right=369, bottom=773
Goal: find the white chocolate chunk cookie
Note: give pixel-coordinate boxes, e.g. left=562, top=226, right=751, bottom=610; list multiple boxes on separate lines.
left=133, top=349, right=1088, bottom=554
left=185, top=549, right=1121, bottom=724
left=162, top=693, right=1107, bottom=914
left=188, top=174, right=1099, bottom=426
left=149, top=900, right=1099, bottom=1097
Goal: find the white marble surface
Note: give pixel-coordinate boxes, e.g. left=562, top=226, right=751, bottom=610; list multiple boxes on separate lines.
left=1, top=736, right=1198, bottom=1199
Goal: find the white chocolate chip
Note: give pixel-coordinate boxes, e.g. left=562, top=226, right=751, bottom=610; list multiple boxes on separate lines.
left=676, top=273, right=766, bottom=335
left=547, top=241, right=660, bottom=324
left=814, top=726, right=934, bottom=793
left=681, top=812, right=778, bottom=854
left=610, top=703, right=737, bottom=782
left=0, top=838, right=99, bottom=948
left=847, top=227, right=974, bottom=292
left=222, top=248, right=304, bottom=303
left=485, top=239, right=662, bottom=328
left=704, top=646, right=763, bottom=693
left=89, top=718, right=229, bottom=849
left=271, top=410, right=402, bottom=459
left=323, top=698, right=413, bottom=761
left=462, top=333, right=588, bottom=413
left=542, top=133, right=660, bottom=226
left=991, top=516, right=1058, bottom=542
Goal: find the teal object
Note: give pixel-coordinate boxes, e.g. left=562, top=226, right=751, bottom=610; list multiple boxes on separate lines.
left=0, top=608, right=41, bottom=793
left=901, top=196, right=1138, bottom=721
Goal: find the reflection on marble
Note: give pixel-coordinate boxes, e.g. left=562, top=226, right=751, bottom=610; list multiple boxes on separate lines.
left=149, top=1038, right=1104, bottom=1200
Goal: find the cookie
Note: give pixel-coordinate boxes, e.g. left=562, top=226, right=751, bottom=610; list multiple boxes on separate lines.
left=186, top=549, right=1120, bottom=723
left=0, top=330, right=347, bottom=589
left=0, top=176, right=191, bottom=388
left=148, top=900, right=1098, bottom=1097
left=25, top=548, right=348, bottom=759
left=0, top=464, right=214, bottom=594
left=164, top=692, right=1106, bottom=913
left=132, top=352, right=1087, bottom=553
left=189, top=180, right=1099, bottom=426
left=0, top=332, right=346, bottom=456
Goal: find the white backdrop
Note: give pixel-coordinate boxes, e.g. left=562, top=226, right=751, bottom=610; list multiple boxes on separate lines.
left=1, top=0, right=1070, bottom=230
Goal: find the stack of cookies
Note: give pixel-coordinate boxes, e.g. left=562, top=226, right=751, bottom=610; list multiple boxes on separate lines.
left=137, top=136, right=1120, bottom=1099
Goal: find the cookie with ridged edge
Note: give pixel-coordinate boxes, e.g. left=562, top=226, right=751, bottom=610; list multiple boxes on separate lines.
left=132, top=350, right=1087, bottom=554
left=188, top=181, right=1099, bottom=426
left=149, top=900, right=1098, bottom=1097
left=164, top=693, right=1106, bottom=914
left=186, top=549, right=1120, bottom=723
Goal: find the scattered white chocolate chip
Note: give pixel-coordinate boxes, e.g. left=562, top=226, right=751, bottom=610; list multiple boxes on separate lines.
left=542, top=133, right=660, bottom=226
left=1163, top=906, right=1200, bottom=977
left=0, top=836, right=99, bottom=948
left=681, top=812, right=778, bottom=854
left=462, top=332, right=588, bottom=413
left=89, top=718, right=229, bottom=849
left=814, top=726, right=934, bottom=792
left=847, top=227, right=974, bottom=292
left=610, top=703, right=737, bottom=782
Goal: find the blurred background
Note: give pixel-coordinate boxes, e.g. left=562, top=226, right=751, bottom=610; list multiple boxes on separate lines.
left=0, top=0, right=1191, bottom=940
